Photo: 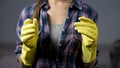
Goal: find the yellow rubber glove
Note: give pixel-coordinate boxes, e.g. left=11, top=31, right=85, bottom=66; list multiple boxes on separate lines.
left=20, top=18, right=38, bottom=66
left=74, top=16, right=98, bottom=63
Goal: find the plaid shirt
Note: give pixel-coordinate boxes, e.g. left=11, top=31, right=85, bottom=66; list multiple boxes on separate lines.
left=15, top=0, right=98, bottom=68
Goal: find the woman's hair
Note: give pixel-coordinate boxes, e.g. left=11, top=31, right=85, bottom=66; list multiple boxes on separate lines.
left=32, top=0, right=42, bottom=20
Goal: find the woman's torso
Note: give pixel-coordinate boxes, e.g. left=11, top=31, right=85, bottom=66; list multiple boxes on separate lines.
left=15, top=0, right=98, bottom=67
left=35, top=1, right=83, bottom=67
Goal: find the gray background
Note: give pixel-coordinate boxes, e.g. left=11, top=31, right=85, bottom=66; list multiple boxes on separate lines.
left=0, top=0, right=120, bottom=68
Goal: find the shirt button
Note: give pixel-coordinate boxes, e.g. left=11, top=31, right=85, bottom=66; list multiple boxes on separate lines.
left=66, top=16, right=69, bottom=19
left=70, top=5, right=73, bottom=8
left=56, top=58, right=59, bottom=61
left=59, top=44, right=62, bottom=46
left=79, top=7, right=82, bottom=10
left=62, top=29, right=65, bottom=32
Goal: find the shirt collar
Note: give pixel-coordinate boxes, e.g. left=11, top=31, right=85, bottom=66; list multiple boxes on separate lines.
left=40, top=0, right=49, bottom=9
left=72, top=0, right=82, bottom=10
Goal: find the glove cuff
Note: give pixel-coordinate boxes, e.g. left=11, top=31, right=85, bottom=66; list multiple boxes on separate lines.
left=21, top=44, right=36, bottom=66
left=82, top=43, right=97, bottom=63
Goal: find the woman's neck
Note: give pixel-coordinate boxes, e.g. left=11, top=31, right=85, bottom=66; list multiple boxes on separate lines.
left=47, top=0, right=73, bottom=25
left=49, top=0, right=73, bottom=4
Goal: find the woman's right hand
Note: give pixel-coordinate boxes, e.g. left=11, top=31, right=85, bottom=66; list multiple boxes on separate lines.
left=19, top=57, right=31, bottom=68
left=20, top=18, right=38, bottom=66
left=20, top=18, right=38, bottom=47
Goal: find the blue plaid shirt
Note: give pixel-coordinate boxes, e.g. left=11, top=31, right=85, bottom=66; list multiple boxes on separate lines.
left=15, top=0, right=98, bottom=68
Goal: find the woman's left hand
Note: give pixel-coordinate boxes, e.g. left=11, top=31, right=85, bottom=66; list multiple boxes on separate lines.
left=74, top=16, right=98, bottom=63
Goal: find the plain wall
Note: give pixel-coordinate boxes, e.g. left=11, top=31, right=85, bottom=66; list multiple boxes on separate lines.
left=0, top=0, right=120, bottom=44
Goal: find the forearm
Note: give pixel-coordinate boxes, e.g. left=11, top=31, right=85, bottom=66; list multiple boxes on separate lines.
left=84, top=59, right=96, bottom=68
left=19, top=55, right=31, bottom=68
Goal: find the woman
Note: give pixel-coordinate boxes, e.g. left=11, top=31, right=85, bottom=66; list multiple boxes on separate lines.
left=15, top=0, right=98, bottom=68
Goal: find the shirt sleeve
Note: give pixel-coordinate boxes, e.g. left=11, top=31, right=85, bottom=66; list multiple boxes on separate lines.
left=82, top=3, right=98, bottom=23
left=14, top=4, right=34, bottom=59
